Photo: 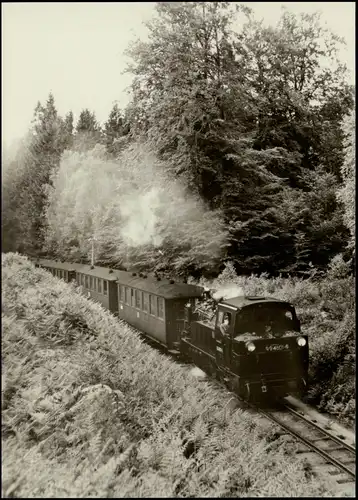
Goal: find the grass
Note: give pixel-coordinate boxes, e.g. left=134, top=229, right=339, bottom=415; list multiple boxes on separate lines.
left=1, top=252, right=346, bottom=497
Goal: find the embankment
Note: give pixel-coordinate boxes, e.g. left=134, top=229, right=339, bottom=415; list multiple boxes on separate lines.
left=2, top=253, right=338, bottom=497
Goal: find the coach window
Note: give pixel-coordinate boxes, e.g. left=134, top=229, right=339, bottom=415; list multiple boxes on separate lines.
left=118, top=285, right=125, bottom=303
left=125, top=286, right=130, bottom=305
left=157, top=297, right=164, bottom=319
left=85, top=275, right=89, bottom=289
left=81, top=274, right=85, bottom=286
left=149, top=295, right=156, bottom=316
left=98, top=278, right=102, bottom=294
left=130, top=288, right=135, bottom=307
left=135, top=289, right=141, bottom=309
left=103, top=280, right=108, bottom=296
left=143, top=292, right=149, bottom=313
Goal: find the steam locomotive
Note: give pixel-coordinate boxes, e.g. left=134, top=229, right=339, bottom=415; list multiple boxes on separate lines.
left=34, top=258, right=309, bottom=402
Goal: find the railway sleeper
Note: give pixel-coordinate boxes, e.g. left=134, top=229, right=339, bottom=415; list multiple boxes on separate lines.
left=311, top=436, right=333, bottom=442
left=336, top=475, right=356, bottom=484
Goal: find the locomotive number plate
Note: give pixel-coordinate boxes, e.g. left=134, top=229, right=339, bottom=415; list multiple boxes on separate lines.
left=265, top=344, right=289, bottom=352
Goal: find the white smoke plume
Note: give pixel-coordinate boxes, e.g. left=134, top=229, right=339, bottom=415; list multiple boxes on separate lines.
left=44, top=141, right=228, bottom=271
left=212, top=285, right=244, bottom=301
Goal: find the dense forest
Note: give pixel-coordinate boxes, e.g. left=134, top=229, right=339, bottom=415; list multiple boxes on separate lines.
left=2, top=2, right=355, bottom=279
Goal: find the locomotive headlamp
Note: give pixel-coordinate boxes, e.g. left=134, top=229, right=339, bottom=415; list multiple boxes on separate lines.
left=297, top=337, right=307, bottom=347
left=246, top=342, right=256, bottom=352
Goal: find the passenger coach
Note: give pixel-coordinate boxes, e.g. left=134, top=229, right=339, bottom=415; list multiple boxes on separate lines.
left=74, top=264, right=121, bottom=312
left=116, top=274, right=204, bottom=351
left=37, top=258, right=204, bottom=352
left=36, top=259, right=77, bottom=283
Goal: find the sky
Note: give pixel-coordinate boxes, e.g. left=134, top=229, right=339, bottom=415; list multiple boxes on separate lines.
left=2, top=2, right=355, bottom=149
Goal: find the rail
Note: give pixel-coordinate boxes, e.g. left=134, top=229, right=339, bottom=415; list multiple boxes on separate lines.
left=259, top=403, right=355, bottom=484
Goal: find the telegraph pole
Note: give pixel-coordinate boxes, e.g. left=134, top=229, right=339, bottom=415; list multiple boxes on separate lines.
left=89, top=236, right=97, bottom=266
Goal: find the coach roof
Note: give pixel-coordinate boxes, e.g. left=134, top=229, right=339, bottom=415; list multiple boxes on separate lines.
left=221, top=296, right=293, bottom=309
left=37, top=259, right=80, bottom=271
left=36, top=260, right=204, bottom=298
left=75, top=264, right=126, bottom=282
left=116, top=275, right=204, bottom=299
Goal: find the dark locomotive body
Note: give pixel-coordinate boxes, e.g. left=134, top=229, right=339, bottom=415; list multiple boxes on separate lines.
left=182, top=297, right=309, bottom=400
left=34, top=258, right=309, bottom=401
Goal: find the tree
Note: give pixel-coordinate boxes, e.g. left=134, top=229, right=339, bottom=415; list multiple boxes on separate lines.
left=103, top=103, right=129, bottom=155
left=125, top=2, right=255, bottom=201
left=62, top=111, right=74, bottom=150
left=2, top=94, right=70, bottom=253
left=74, top=109, right=103, bottom=151
left=337, top=109, right=355, bottom=251
left=125, top=3, right=353, bottom=275
left=240, top=10, right=354, bottom=179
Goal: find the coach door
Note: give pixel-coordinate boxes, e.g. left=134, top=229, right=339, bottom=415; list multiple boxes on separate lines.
left=167, top=299, right=187, bottom=344
left=214, top=305, right=236, bottom=369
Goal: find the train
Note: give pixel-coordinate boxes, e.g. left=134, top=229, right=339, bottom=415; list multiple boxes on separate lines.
left=33, top=258, right=309, bottom=402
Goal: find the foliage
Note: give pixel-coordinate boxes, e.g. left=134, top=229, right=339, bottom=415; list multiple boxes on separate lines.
left=43, top=141, right=228, bottom=277
left=125, top=2, right=353, bottom=275
left=2, top=253, right=338, bottom=497
left=103, top=103, right=130, bottom=156
left=2, top=94, right=73, bottom=254
left=241, top=10, right=353, bottom=177
left=74, top=108, right=104, bottom=152
left=337, top=109, right=356, bottom=250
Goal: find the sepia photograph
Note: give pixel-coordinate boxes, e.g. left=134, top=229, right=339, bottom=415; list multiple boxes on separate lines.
left=2, top=1, right=355, bottom=497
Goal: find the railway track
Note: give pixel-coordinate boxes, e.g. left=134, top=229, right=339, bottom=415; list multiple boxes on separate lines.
left=202, top=372, right=355, bottom=488
left=259, top=402, right=356, bottom=485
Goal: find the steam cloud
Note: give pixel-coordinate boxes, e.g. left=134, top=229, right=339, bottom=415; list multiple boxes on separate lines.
left=212, top=285, right=244, bottom=301
left=45, top=141, right=228, bottom=268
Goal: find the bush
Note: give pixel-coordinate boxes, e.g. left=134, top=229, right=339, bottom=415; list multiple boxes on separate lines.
left=1, top=252, right=338, bottom=497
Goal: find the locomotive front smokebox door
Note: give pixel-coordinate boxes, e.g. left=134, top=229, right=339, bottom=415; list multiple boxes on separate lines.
left=215, top=305, right=236, bottom=368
